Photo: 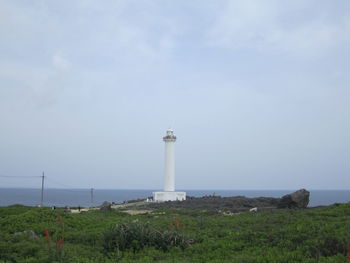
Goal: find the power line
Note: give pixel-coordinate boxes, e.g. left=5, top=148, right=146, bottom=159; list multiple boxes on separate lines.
left=1, top=174, right=90, bottom=190
left=45, top=177, right=79, bottom=189
left=0, top=175, right=41, bottom=178
left=40, top=172, right=45, bottom=207
left=1, top=173, right=95, bottom=206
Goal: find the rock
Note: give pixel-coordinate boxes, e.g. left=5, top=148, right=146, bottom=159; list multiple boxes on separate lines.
left=14, top=230, right=38, bottom=239
left=100, top=201, right=112, bottom=211
left=249, top=207, right=258, bottom=212
left=278, top=189, right=310, bottom=209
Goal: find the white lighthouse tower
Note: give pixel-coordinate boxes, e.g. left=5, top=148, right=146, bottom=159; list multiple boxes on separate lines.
left=153, top=129, right=186, bottom=202
left=163, top=129, right=176, bottom=191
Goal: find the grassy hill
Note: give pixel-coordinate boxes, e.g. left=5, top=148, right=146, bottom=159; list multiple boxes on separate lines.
left=0, top=202, right=349, bottom=262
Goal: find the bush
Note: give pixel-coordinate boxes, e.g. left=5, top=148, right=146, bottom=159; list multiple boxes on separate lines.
left=101, top=221, right=192, bottom=254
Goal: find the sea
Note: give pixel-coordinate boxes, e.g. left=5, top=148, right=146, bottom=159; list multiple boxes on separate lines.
left=0, top=188, right=349, bottom=208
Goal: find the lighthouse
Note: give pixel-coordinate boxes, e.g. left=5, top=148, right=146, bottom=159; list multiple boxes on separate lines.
left=163, top=129, right=176, bottom=191
left=153, top=129, right=186, bottom=202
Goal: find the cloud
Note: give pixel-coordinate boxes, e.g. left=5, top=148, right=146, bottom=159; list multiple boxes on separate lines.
left=0, top=1, right=183, bottom=108
left=52, top=54, right=71, bottom=71
left=0, top=1, right=349, bottom=189
left=206, top=0, right=350, bottom=56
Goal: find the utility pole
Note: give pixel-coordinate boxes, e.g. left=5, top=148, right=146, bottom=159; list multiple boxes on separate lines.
left=90, top=188, right=94, bottom=205
left=40, top=172, right=45, bottom=207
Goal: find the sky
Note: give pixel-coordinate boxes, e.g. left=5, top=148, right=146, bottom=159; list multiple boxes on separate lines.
left=0, top=0, right=349, bottom=190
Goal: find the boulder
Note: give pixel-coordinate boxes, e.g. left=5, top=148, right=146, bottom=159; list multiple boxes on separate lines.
left=14, top=230, right=38, bottom=239
left=278, top=189, right=310, bottom=209
left=100, top=201, right=112, bottom=211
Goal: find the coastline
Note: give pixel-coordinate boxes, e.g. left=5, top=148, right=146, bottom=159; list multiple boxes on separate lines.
left=0, top=188, right=349, bottom=207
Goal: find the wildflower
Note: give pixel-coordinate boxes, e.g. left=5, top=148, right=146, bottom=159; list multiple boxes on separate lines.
left=43, top=229, right=50, bottom=245
left=58, top=238, right=64, bottom=249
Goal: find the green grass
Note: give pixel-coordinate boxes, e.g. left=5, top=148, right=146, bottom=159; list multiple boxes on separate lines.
left=0, top=203, right=349, bottom=262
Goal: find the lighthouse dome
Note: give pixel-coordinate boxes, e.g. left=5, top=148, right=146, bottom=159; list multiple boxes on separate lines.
left=163, top=128, right=176, bottom=141
left=166, top=129, right=174, bottom=136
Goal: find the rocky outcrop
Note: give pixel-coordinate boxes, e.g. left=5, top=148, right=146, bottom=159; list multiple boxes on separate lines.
left=143, top=196, right=280, bottom=212
left=137, top=189, right=310, bottom=212
left=278, top=189, right=310, bottom=209
left=100, top=201, right=112, bottom=211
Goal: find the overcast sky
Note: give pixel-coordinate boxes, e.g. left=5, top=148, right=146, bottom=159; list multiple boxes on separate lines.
left=0, top=0, right=349, bottom=190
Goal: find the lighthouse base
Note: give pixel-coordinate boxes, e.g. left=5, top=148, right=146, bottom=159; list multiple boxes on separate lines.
left=153, top=191, right=186, bottom=202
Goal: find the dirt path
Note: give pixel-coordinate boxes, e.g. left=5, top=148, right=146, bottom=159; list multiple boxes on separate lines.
left=69, top=200, right=150, bottom=214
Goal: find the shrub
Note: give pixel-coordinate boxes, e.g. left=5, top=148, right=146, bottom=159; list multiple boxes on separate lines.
left=101, top=221, right=192, bottom=254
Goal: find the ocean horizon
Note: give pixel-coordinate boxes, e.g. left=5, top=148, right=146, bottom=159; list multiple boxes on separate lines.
left=0, top=188, right=349, bottom=208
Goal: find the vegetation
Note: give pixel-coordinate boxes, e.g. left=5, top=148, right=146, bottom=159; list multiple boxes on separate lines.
left=0, top=203, right=349, bottom=262
left=141, top=195, right=281, bottom=212
left=102, top=221, right=192, bottom=254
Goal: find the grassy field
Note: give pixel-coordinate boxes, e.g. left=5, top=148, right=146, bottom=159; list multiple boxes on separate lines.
left=0, top=203, right=349, bottom=262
